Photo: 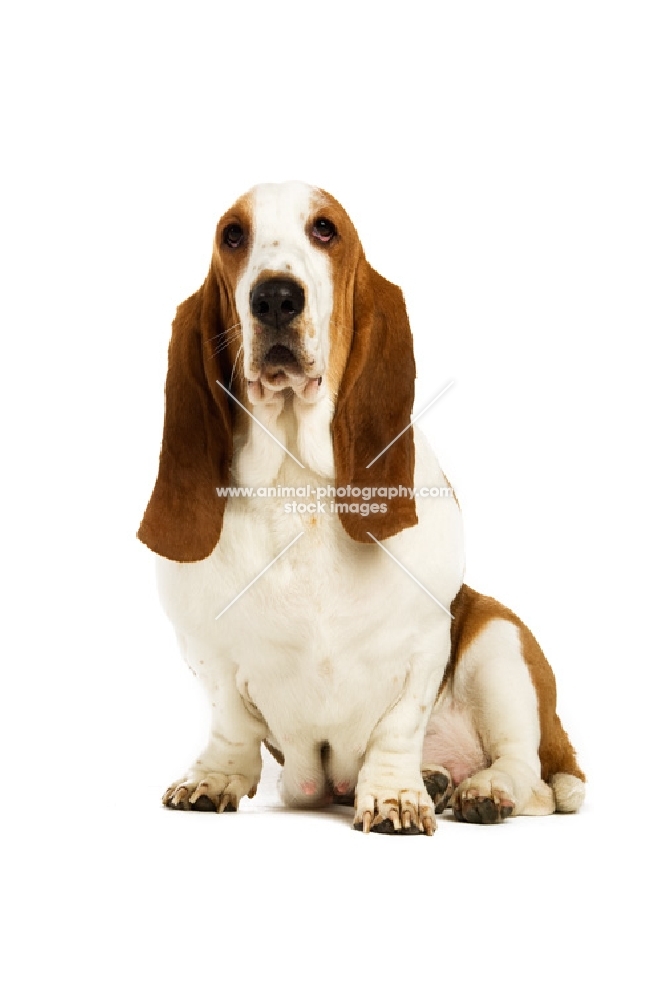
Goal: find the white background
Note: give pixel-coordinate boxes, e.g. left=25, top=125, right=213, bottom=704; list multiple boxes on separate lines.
left=2, top=2, right=662, bottom=997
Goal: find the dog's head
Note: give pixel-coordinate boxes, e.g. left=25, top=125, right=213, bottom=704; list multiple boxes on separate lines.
left=138, top=181, right=417, bottom=561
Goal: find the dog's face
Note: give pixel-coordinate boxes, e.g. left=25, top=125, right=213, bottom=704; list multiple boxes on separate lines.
left=138, top=181, right=418, bottom=562
left=211, top=181, right=359, bottom=404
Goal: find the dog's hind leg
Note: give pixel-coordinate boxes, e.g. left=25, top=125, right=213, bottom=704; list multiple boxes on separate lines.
left=450, top=615, right=552, bottom=821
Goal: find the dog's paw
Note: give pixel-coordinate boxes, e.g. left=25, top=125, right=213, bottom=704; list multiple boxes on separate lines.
left=422, top=767, right=454, bottom=814
left=353, top=785, right=436, bottom=836
left=452, top=770, right=515, bottom=824
left=162, top=771, right=258, bottom=813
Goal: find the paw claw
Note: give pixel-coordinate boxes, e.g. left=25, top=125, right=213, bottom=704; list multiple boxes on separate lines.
left=162, top=785, right=177, bottom=806
left=353, top=788, right=436, bottom=836
left=188, top=782, right=208, bottom=805
left=171, top=786, right=190, bottom=808
left=388, top=808, right=401, bottom=831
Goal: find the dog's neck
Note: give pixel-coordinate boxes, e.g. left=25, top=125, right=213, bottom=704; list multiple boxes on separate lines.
left=232, top=388, right=335, bottom=488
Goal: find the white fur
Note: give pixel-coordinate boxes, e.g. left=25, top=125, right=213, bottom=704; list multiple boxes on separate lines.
left=293, top=392, right=335, bottom=479
left=234, top=391, right=286, bottom=487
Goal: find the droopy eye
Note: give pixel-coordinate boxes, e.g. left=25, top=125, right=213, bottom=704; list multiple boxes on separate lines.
left=311, top=218, right=337, bottom=243
left=223, top=223, right=244, bottom=249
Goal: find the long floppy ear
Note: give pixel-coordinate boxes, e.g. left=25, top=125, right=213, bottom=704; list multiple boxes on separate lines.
left=137, top=269, right=234, bottom=562
left=332, top=256, right=418, bottom=543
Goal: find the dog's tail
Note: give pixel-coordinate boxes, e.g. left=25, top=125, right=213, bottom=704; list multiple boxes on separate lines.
left=542, top=712, right=586, bottom=813
left=550, top=772, right=586, bottom=812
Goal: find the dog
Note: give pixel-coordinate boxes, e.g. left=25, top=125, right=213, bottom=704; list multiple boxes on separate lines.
left=138, top=181, right=585, bottom=833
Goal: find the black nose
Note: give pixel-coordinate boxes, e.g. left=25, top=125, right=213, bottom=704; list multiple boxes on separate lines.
left=250, top=278, right=305, bottom=329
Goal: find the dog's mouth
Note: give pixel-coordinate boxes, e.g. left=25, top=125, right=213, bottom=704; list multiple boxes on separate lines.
left=261, top=344, right=302, bottom=383
left=254, top=342, right=320, bottom=393
left=246, top=336, right=323, bottom=402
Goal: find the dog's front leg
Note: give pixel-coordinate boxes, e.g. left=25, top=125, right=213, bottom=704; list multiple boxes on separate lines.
left=162, top=638, right=267, bottom=813
left=354, top=655, right=444, bottom=836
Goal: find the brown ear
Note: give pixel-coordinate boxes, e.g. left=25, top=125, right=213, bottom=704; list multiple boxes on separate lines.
left=332, top=257, right=418, bottom=543
left=137, top=269, right=234, bottom=562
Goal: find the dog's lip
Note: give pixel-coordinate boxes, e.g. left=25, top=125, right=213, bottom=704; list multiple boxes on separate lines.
left=246, top=349, right=322, bottom=396
left=261, top=366, right=302, bottom=388
left=246, top=373, right=323, bottom=401
left=263, top=344, right=299, bottom=368
left=262, top=371, right=292, bottom=387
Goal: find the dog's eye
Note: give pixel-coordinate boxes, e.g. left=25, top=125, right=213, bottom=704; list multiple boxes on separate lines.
left=312, top=218, right=337, bottom=243
left=223, top=223, right=244, bottom=249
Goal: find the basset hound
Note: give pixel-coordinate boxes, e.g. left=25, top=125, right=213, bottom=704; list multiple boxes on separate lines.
left=138, top=181, right=585, bottom=834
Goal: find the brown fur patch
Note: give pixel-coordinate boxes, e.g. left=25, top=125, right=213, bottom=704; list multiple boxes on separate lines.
left=137, top=269, right=235, bottom=562
left=332, top=258, right=418, bottom=542
left=264, top=741, right=285, bottom=766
